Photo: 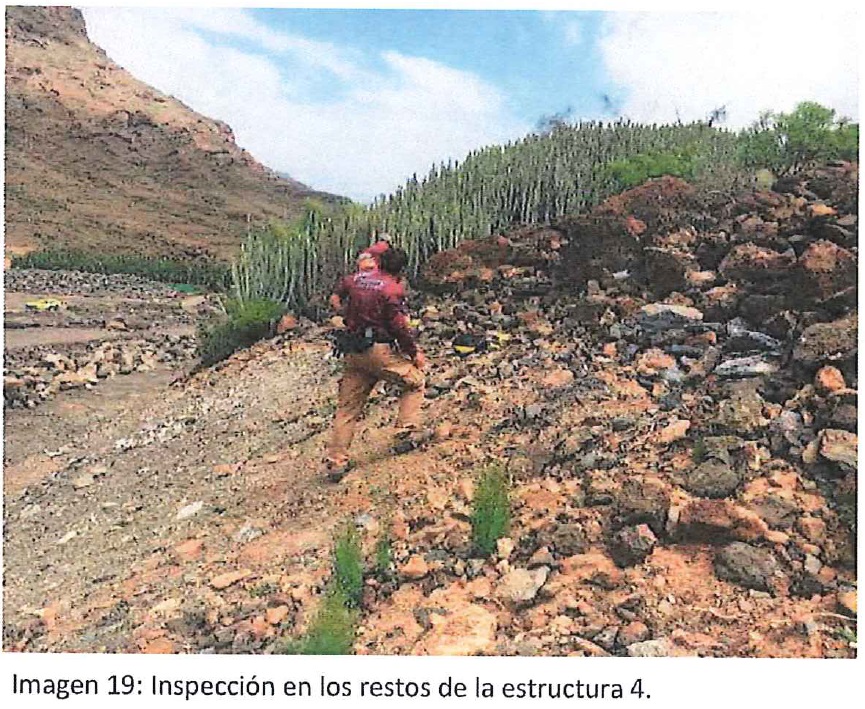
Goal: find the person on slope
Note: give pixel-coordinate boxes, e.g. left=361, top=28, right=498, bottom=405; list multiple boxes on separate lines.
left=329, top=235, right=393, bottom=313
left=324, top=246, right=427, bottom=482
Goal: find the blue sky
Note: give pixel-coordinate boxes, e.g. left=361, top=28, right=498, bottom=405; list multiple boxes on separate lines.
left=80, top=5, right=858, bottom=202
left=248, top=9, right=612, bottom=125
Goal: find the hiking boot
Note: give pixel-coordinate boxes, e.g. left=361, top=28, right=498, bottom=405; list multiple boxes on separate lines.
left=324, top=457, right=353, bottom=483
left=392, top=426, right=433, bottom=455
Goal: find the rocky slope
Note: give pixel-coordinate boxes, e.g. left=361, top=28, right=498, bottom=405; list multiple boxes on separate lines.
left=3, top=163, right=858, bottom=658
left=4, top=6, right=340, bottom=261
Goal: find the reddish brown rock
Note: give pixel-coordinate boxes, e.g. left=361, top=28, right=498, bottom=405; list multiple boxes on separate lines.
left=210, top=570, right=250, bottom=590
left=266, top=605, right=290, bottom=626
left=794, top=240, right=857, bottom=302
left=142, top=637, right=175, bottom=654
left=415, top=603, right=498, bottom=655
left=542, top=368, right=575, bottom=388
left=675, top=499, right=771, bottom=544
left=173, top=538, right=204, bottom=562
left=815, top=366, right=846, bottom=395
left=276, top=313, right=298, bottom=334
left=617, top=621, right=651, bottom=647
left=400, top=555, right=429, bottom=581
left=560, top=552, right=624, bottom=589
left=636, top=349, right=676, bottom=376
left=656, top=419, right=691, bottom=444
left=796, top=516, right=827, bottom=545
left=718, top=243, right=795, bottom=282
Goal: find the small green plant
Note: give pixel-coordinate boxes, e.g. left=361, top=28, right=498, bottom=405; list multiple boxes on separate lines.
left=278, top=523, right=366, bottom=655
left=471, top=464, right=511, bottom=556
left=279, top=586, right=357, bottom=655
left=374, top=529, right=393, bottom=579
left=196, top=297, right=284, bottom=367
left=691, top=438, right=708, bottom=464
left=830, top=623, right=857, bottom=650
left=331, top=524, right=364, bottom=609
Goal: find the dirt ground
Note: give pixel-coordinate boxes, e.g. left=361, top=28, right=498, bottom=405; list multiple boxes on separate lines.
left=3, top=327, right=856, bottom=657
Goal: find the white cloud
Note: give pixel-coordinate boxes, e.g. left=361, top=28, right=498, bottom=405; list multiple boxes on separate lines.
left=599, top=12, right=859, bottom=128
left=80, top=7, right=528, bottom=202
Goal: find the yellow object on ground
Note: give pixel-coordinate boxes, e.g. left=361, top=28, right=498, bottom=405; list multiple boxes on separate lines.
left=24, top=298, right=63, bottom=311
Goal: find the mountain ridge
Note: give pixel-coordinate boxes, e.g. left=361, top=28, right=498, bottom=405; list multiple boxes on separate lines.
left=4, top=6, right=343, bottom=261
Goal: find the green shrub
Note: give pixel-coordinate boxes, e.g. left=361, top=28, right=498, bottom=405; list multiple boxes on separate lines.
left=737, top=101, right=860, bottom=174
left=196, top=297, right=284, bottom=367
left=279, top=586, right=357, bottom=655
left=604, top=148, right=699, bottom=190
left=332, top=525, right=364, bottom=609
left=471, top=464, right=511, bottom=556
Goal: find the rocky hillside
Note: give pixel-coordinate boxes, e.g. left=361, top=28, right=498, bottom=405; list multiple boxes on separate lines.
left=4, top=6, right=340, bottom=261
left=3, top=162, right=857, bottom=658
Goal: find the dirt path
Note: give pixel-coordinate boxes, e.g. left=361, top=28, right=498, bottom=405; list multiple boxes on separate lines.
left=3, top=328, right=509, bottom=652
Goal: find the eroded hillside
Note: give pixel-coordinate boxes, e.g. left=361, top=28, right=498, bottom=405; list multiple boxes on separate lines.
left=4, top=6, right=340, bottom=261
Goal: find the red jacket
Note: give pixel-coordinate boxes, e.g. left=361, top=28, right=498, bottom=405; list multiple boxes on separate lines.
left=334, top=270, right=417, bottom=357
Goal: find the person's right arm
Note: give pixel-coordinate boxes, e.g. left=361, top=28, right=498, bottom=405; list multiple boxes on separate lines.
left=383, top=290, right=422, bottom=365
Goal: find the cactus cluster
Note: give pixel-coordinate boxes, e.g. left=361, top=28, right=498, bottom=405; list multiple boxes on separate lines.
left=232, top=119, right=745, bottom=312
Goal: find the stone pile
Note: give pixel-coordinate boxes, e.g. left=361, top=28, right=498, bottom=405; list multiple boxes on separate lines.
left=4, top=268, right=185, bottom=298
left=366, top=161, right=860, bottom=655
left=4, top=334, right=196, bottom=408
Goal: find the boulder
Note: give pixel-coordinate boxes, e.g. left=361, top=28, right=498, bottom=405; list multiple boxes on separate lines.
left=714, top=542, right=780, bottom=592
left=714, top=355, right=779, bottom=379
left=818, top=429, right=857, bottom=471
left=415, top=603, right=498, bottom=656
left=496, top=567, right=550, bottom=605
left=613, top=477, right=671, bottom=537
left=627, top=638, right=674, bottom=657
left=792, top=313, right=857, bottom=377
left=718, top=243, right=795, bottom=283
left=683, top=460, right=742, bottom=499
left=815, top=366, right=846, bottom=395
left=793, top=240, right=857, bottom=303
left=608, top=524, right=657, bottom=567
left=637, top=303, right=703, bottom=331
left=644, top=247, right=698, bottom=297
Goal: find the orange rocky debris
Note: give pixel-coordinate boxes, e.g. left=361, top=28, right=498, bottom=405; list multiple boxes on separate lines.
left=815, top=366, right=845, bottom=395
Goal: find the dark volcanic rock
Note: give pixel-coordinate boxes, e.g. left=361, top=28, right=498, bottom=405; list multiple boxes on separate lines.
left=609, top=524, right=657, bottom=567
left=718, top=243, right=795, bottom=283
left=549, top=523, right=589, bottom=556
left=714, top=542, right=780, bottom=592
left=683, top=460, right=742, bottom=499
left=792, top=240, right=858, bottom=305
left=644, top=247, right=697, bottom=297
left=613, top=478, right=670, bottom=537
left=792, top=313, right=858, bottom=380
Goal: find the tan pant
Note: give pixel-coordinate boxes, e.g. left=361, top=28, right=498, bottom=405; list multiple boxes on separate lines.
left=328, top=343, right=425, bottom=461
